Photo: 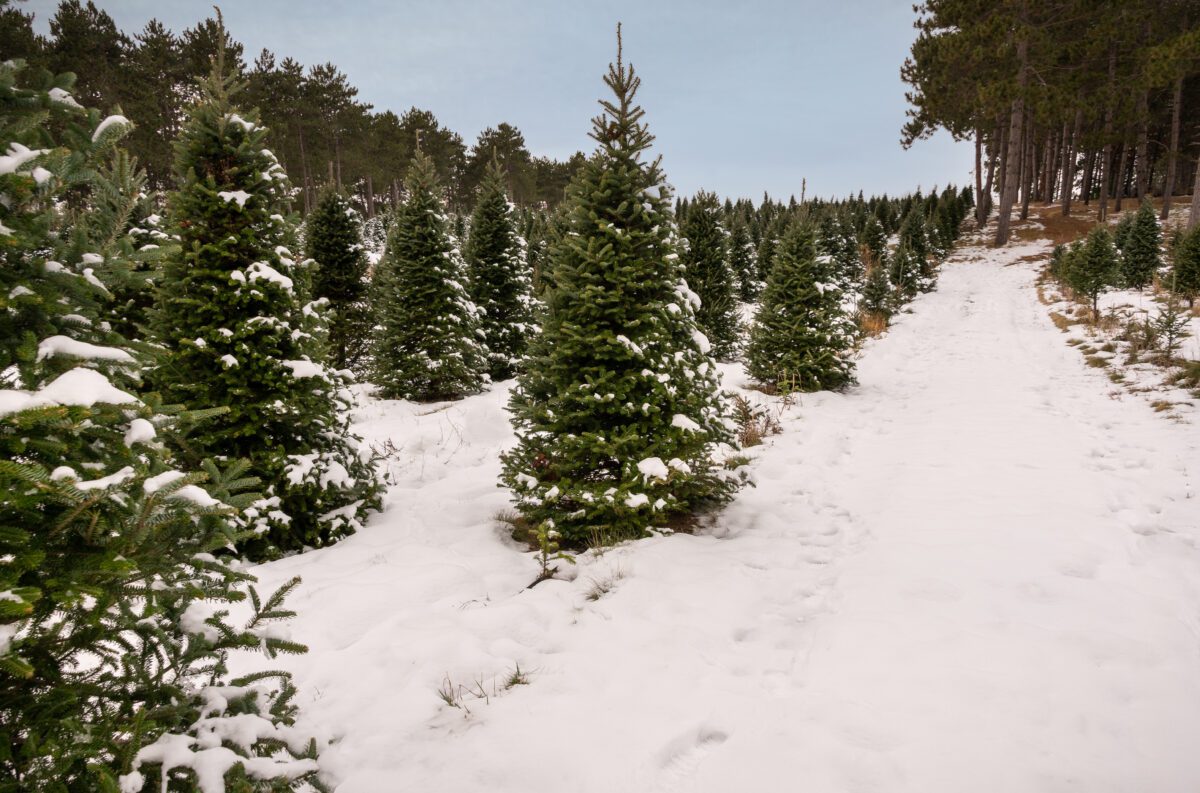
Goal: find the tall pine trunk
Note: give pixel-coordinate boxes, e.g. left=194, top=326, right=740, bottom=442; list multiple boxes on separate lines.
left=995, top=35, right=1027, bottom=247
left=1114, top=139, right=1129, bottom=213
left=1136, top=89, right=1150, bottom=199
left=1161, top=76, right=1183, bottom=221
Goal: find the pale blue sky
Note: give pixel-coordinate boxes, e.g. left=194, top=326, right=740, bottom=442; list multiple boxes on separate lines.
left=27, top=0, right=974, bottom=201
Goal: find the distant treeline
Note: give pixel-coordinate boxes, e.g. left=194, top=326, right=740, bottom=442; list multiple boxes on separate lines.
left=902, top=0, right=1200, bottom=244
left=0, top=0, right=586, bottom=214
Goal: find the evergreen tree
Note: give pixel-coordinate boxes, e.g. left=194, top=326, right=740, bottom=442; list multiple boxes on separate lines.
left=898, top=209, right=934, bottom=290
left=681, top=191, right=739, bottom=360
left=465, top=159, right=535, bottom=380
left=1170, top=223, right=1200, bottom=308
left=150, top=38, right=381, bottom=557
left=860, top=215, right=888, bottom=270
left=500, top=29, right=742, bottom=549
left=371, top=152, right=488, bottom=400
left=1067, top=225, right=1121, bottom=314
left=860, top=260, right=893, bottom=320
left=0, top=57, right=323, bottom=792
left=1121, top=200, right=1162, bottom=290
left=728, top=216, right=759, bottom=301
left=307, top=186, right=372, bottom=369
left=889, top=243, right=922, bottom=301
left=747, top=224, right=857, bottom=392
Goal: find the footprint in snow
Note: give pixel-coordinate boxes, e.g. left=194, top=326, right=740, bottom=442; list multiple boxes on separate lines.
left=654, top=726, right=730, bottom=792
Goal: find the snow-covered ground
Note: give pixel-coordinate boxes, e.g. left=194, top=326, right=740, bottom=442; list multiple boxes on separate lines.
left=245, top=238, right=1200, bottom=792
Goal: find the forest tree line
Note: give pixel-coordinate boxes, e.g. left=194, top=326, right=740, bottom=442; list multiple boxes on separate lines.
left=902, top=0, right=1200, bottom=244
left=0, top=0, right=586, bottom=215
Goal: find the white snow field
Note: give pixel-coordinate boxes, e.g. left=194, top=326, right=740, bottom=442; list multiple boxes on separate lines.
left=246, top=238, right=1200, bottom=792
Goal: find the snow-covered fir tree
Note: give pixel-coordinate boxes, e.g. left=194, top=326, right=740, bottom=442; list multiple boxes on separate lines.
left=465, top=159, right=535, bottom=381
left=150, top=43, right=382, bottom=558
left=371, top=151, right=488, bottom=400
left=747, top=223, right=857, bottom=392
left=500, top=29, right=743, bottom=548
left=0, top=58, right=324, bottom=791
left=728, top=216, right=759, bottom=301
left=860, top=215, right=888, bottom=271
left=1121, top=201, right=1162, bottom=290
left=818, top=212, right=863, bottom=287
left=681, top=190, right=739, bottom=360
left=860, top=258, right=893, bottom=320
left=307, top=186, right=372, bottom=370
left=898, top=208, right=935, bottom=291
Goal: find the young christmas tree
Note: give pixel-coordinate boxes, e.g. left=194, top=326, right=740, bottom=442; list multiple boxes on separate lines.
left=889, top=243, right=922, bottom=302
left=1170, top=222, right=1200, bottom=308
left=371, top=152, right=488, bottom=400
left=728, top=216, right=759, bottom=301
left=860, top=258, right=893, bottom=321
left=1067, top=225, right=1121, bottom=315
left=860, top=214, right=888, bottom=271
left=465, top=159, right=535, bottom=380
left=150, top=38, right=382, bottom=557
left=898, top=208, right=935, bottom=290
left=0, top=58, right=324, bottom=791
left=1121, top=200, right=1162, bottom=291
left=500, top=28, right=742, bottom=549
left=307, top=186, right=372, bottom=370
left=681, top=190, right=740, bottom=360
left=747, top=223, right=857, bottom=392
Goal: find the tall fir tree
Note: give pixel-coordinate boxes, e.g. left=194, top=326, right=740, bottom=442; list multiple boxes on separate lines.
left=465, top=159, right=535, bottom=380
left=681, top=190, right=740, bottom=360
left=0, top=58, right=324, bottom=792
left=747, top=223, right=858, bottom=392
left=1121, top=200, right=1162, bottom=290
left=371, top=152, right=488, bottom=399
left=500, top=29, right=742, bottom=548
left=860, top=259, right=893, bottom=320
left=306, top=186, right=372, bottom=370
left=728, top=216, right=759, bottom=301
left=889, top=243, right=922, bottom=301
left=150, top=36, right=381, bottom=558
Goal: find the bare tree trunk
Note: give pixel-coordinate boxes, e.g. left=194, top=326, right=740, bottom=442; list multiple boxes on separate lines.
left=1136, top=89, right=1150, bottom=200
left=974, top=134, right=984, bottom=225
left=1020, top=119, right=1035, bottom=220
left=1098, top=47, right=1116, bottom=222
left=298, top=126, right=312, bottom=213
left=1039, top=130, right=1055, bottom=203
left=391, top=179, right=400, bottom=209
left=366, top=174, right=376, bottom=219
left=996, top=34, right=1027, bottom=246
left=1114, top=139, right=1130, bottom=213
left=1062, top=114, right=1079, bottom=216
left=997, top=122, right=1010, bottom=206
left=1161, top=75, right=1183, bottom=220
left=1081, top=148, right=1096, bottom=205
left=1190, top=152, right=1200, bottom=230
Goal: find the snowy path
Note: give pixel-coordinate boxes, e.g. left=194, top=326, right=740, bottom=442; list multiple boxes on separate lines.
left=249, top=240, right=1200, bottom=792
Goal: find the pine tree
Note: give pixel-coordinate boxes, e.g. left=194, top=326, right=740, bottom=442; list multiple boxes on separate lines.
left=1067, top=225, right=1121, bottom=315
left=0, top=57, right=323, bottom=791
left=500, top=28, right=742, bottom=549
left=681, top=190, right=739, bottom=360
left=728, top=216, right=759, bottom=301
left=898, top=209, right=934, bottom=290
left=371, top=152, right=488, bottom=399
left=1121, top=200, right=1162, bottom=290
left=860, top=215, right=888, bottom=270
left=1170, top=223, right=1200, bottom=308
left=747, top=224, right=857, bottom=392
left=465, top=159, right=535, bottom=380
left=889, top=243, right=921, bottom=301
left=307, top=186, right=372, bottom=369
left=150, top=39, right=381, bottom=557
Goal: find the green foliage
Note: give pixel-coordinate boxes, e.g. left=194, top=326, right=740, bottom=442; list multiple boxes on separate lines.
left=860, top=261, right=894, bottom=319
left=306, top=187, right=372, bottom=370
left=1121, top=201, right=1162, bottom=290
left=465, top=160, right=535, bottom=381
left=0, top=57, right=323, bottom=792
left=1170, top=223, right=1200, bottom=307
left=681, top=191, right=739, bottom=360
left=728, top=217, right=759, bottom=301
left=371, top=152, right=488, bottom=400
left=747, top=224, right=857, bottom=392
left=1066, top=226, right=1121, bottom=314
left=500, top=34, right=742, bottom=548
left=860, top=215, right=888, bottom=272
left=150, top=40, right=381, bottom=558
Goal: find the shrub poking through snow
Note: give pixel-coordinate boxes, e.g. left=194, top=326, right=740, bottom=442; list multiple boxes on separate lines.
left=371, top=152, right=488, bottom=400
left=500, top=27, right=743, bottom=549
left=1121, top=201, right=1162, bottom=291
left=0, top=57, right=324, bottom=791
left=149, top=31, right=381, bottom=558
left=306, top=186, right=372, bottom=370
left=465, top=158, right=535, bottom=381
left=747, top=223, right=858, bottom=392
left=681, top=190, right=739, bottom=360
